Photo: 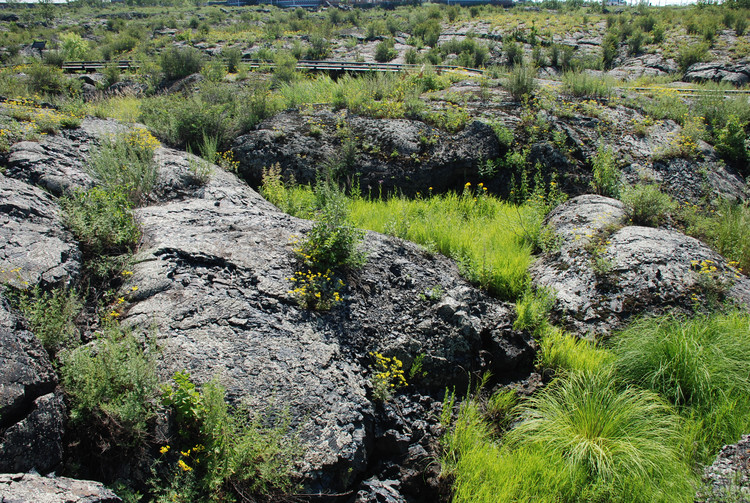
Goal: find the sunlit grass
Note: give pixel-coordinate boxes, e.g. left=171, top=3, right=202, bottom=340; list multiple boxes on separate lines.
left=86, top=95, right=143, bottom=123
left=349, top=188, right=540, bottom=300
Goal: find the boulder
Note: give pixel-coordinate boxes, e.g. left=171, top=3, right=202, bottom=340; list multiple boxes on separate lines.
left=530, top=195, right=750, bottom=336
left=232, top=110, right=502, bottom=196
left=685, top=61, right=750, bottom=86
left=0, top=472, right=121, bottom=503
left=0, top=310, right=65, bottom=474
left=699, top=434, right=750, bottom=502
left=121, top=162, right=531, bottom=492
left=0, top=174, right=81, bottom=289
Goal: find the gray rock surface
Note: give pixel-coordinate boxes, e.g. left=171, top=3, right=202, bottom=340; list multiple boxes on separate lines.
left=530, top=195, right=750, bottom=336
left=0, top=314, right=65, bottom=474
left=122, top=162, right=530, bottom=492
left=0, top=472, right=121, bottom=503
left=685, top=60, right=750, bottom=86
left=700, top=434, right=750, bottom=502
left=0, top=174, right=81, bottom=289
left=232, top=109, right=502, bottom=196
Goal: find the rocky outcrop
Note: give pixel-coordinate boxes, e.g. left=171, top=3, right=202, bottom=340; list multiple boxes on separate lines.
left=552, top=107, right=748, bottom=204
left=121, top=163, right=532, bottom=493
left=685, top=60, right=750, bottom=86
left=530, top=195, right=750, bottom=336
left=232, top=109, right=503, bottom=196
left=0, top=174, right=81, bottom=289
left=0, top=472, right=121, bottom=503
left=699, top=434, right=750, bottom=502
left=0, top=306, right=65, bottom=475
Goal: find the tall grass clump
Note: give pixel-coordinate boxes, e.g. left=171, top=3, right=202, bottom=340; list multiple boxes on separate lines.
left=537, top=328, right=613, bottom=374
left=443, top=369, right=695, bottom=503
left=504, top=64, right=537, bottom=102
left=562, top=71, right=614, bottom=99
left=505, top=368, right=695, bottom=502
left=590, top=144, right=620, bottom=197
left=613, top=311, right=750, bottom=463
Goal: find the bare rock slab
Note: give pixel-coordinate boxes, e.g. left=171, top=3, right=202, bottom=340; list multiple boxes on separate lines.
left=123, top=167, right=531, bottom=492
left=0, top=316, right=65, bottom=474
left=0, top=472, right=121, bottom=503
left=0, top=174, right=81, bottom=289
left=531, top=195, right=750, bottom=336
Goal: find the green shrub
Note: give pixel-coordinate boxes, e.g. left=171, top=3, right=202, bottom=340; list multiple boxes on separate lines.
left=160, top=47, right=204, bottom=81
left=12, top=286, right=81, bottom=356
left=61, top=186, right=141, bottom=256
left=159, top=372, right=297, bottom=500
left=613, top=311, right=750, bottom=463
left=677, top=43, right=709, bottom=73
left=374, top=38, right=398, bottom=63
left=26, top=62, right=66, bottom=96
left=590, top=144, right=621, bottom=197
left=601, top=31, right=619, bottom=69
left=503, top=40, right=523, bottom=67
left=86, top=128, right=159, bottom=203
left=222, top=47, right=242, bottom=73
left=627, top=29, right=645, bottom=56
left=714, top=114, right=749, bottom=171
left=620, top=184, right=676, bottom=227
left=306, top=35, right=331, bottom=60
left=504, top=64, right=537, bottom=102
left=61, top=322, right=158, bottom=441
left=295, top=184, right=366, bottom=272
left=60, top=31, right=90, bottom=61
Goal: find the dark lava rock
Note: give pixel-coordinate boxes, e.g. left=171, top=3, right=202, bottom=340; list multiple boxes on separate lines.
left=699, top=434, right=750, bottom=502
left=685, top=60, right=750, bottom=86
left=0, top=174, right=81, bottom=289
left=0, top=472, right=121, bottom=503
left=0, top=304, right=65, bottom=474
left=120, top=155, right=531, bottom=492
left=530, top=195, right=750, bottom=336
left=232, top=109, right=502, bottom=196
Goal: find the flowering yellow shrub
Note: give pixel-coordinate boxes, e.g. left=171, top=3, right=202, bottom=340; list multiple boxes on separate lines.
left=369, top=352, right=407, bottom=402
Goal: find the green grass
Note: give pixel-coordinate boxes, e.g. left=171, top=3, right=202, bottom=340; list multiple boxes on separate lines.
left=443, top=368, right=695, bottom=503
left=262, top=175, right=542, bottom=301
left=349, top=189, right=540, bottom=300
left=682, top=201, right=750, bottom=275
left=613, top=311, right=750, bottom=463
left=537, top=327, right=613, bottom=374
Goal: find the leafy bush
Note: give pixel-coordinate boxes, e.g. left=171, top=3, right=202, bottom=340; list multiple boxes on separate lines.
left=613, top=311, right=750, bottom=463
left=503, top=40, right=523, bottom=67
left=86, top=128, right=159, bottom=203
left=294, top=184, right=366, bottom=272
left=677, top=43, right=709, bottom=73
left=374, top=38, right=398, bottom=63
left=61, top=186, right=141, bottom=256
left=222, top=47, right=242, bottom=73
left=12, top=286, right=81, bottom=355
left=61, top=322, right=158, bottom=441
left=627, top=29, right=645, bottom=56
left=306, top=35, right=331, bottom=60
left=60, top=32, right=89, bottom=60
left=159, top=372, right=297, bottom=501
left=26, top=62, right=67, bottom=96
left=160, top=47, right=204, bottom=81
left=601, top=31, right=619, bottom=69
left=504, top=64, right=537, bottom=102
left=620, top=184, right=676, bottom=227
left=714, top=114, right=749, bottom=172
left=590, top=144, right=620, bottom=197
